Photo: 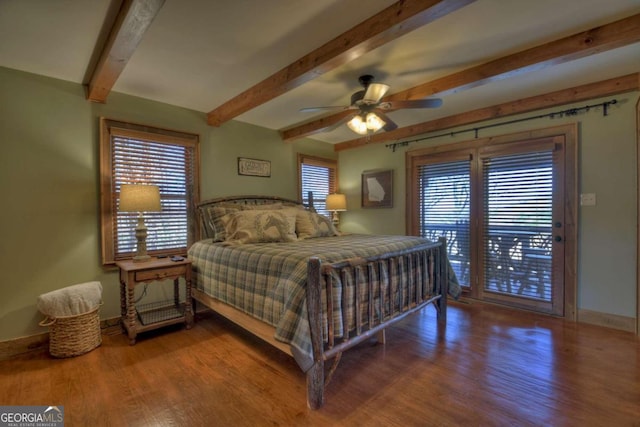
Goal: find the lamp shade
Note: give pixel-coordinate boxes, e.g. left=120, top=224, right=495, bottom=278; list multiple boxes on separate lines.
left=347, top=115, right=367, bottom=135
left=326, top=193, right=347, bottom=211
left=347, top=112, right=386, bottom=135
left=119, top=184, right=161, bottom=212
left=365, top=112, right=385, bottom=132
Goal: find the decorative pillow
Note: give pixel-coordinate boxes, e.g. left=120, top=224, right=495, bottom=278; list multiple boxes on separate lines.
left=240, top=203, right=283, bottom=210
left=202, top=206, right=240, bottom=241
left=296, top=210, right=340, bottom=239
left=224, top=209, right=298, bottom=244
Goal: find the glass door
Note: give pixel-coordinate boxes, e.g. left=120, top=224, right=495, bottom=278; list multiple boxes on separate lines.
left=478, top=137, right=565, bottom=315
left=415, top=153, right=472, bottom=288
left=410, top=134, right=567, bottom=316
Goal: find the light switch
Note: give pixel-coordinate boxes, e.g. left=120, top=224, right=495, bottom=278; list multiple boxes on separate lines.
left=580, top=193, right=596, bottom=206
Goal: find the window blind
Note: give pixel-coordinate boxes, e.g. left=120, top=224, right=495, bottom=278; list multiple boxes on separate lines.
left=482, top=150, right=553, bottom=300
left=112, top=136, right=195, bottom=256
left=417, top=159, right=471, bottom=285
left=299, top=155, right=337, bottom=217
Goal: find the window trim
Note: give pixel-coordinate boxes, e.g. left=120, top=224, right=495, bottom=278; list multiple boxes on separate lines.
left=99, top=118, right=200, bottom=266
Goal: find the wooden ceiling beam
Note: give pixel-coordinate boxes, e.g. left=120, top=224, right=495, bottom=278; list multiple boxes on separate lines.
left=284, top=13, right=640, bottom=142
left=86, top=0, right=165, bottom=103
left=206, top=0, right=477, bottom=127
left=334, top=72, right=640, bottom=151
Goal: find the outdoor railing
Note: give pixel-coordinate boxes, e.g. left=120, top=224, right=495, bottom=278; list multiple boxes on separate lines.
left=423, top=222, right=552, bottom=300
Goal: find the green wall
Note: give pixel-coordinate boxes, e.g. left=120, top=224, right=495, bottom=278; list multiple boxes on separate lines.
left=338, top=93, right=639, bottom=319
left=0, top=67, right=333, bottom=341
left=200, top=119, right=335, bottom=200
left=0, top=65, right=636, bottom=342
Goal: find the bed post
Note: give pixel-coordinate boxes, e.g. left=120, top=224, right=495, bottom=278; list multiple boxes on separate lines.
left=437, top=237, right=448, bottom=326
left=306, top=256, right=324, bottom=409
left=307, top=191, right=316, bottom=212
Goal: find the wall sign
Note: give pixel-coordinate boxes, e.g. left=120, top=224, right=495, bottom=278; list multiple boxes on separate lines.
left=238, top=157, right=271, bottom=177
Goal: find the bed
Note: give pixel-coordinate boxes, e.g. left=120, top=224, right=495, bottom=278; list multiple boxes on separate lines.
left=188, top=195, right=459, bottom=408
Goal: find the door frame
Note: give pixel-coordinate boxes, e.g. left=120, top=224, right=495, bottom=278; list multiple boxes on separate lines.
left=406, top=123, right=578, bottom=320
left=636, top=96, right=640, bottom=335
left=476, top=136, right=565, bottom=315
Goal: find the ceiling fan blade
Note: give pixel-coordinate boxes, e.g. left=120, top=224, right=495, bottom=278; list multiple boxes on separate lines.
left=362, top=83, right=390, bottom=104
left=374, top=111, right=398, bottom=132
left=299, top=105, right=353, bottom=113
left=380, top=98, right=443, bottom=111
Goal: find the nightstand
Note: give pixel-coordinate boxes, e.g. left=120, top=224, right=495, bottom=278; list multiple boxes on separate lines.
left=116, top=257, right=194, bottom=344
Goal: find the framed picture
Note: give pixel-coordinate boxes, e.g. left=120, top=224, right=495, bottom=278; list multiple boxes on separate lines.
left=362, top=169, right=393, bottom=208
left=238, top=157, right=271, bottom=177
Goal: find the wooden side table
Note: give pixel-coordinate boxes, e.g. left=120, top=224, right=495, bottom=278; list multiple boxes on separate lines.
left=116, top=257, right=194, bottom=344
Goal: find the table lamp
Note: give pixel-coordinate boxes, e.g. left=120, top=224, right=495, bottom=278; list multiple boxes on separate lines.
left=325, top=193, right=347, bottom=228
left=119, top=184, right=161, bottom=262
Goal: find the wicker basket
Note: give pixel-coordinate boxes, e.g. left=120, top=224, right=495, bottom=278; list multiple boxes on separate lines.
left=39, top=305, right=102, bottom=358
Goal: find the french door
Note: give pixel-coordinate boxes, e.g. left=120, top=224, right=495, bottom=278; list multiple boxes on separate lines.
left=409, top=132, right=573, bottom=316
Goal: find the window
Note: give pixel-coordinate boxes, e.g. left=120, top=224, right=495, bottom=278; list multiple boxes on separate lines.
left=100, top=118, right=200, bottom=265
left=297, top=154, right=337, bottom=217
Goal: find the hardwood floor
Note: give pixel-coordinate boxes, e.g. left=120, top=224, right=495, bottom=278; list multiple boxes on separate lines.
left=2, top=300, right=639, bottom=426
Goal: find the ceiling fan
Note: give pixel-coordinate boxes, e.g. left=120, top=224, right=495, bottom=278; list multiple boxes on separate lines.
left=300, top=74, right=442, bottom=135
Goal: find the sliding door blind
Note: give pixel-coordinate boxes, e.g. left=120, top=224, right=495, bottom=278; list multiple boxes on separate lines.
left=418, top=160, right=471, bottom=285
left=483, top=150, right=553, bottom=300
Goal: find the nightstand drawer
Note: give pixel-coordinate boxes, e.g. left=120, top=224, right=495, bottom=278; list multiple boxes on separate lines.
left=135, top=265, right=185, bottom=282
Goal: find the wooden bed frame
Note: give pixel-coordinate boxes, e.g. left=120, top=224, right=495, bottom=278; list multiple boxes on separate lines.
left=191, top=195, right=449, bottom=409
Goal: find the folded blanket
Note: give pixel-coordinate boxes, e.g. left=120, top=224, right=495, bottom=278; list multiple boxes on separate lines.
left=37, top=281, right=103, bottom=317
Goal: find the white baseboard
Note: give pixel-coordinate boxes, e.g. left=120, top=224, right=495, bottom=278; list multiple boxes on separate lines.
left=578, top=309, right=637, bottom=333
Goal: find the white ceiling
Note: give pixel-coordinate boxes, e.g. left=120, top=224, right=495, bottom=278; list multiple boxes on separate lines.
left=1, top=0, right=639, bottom=145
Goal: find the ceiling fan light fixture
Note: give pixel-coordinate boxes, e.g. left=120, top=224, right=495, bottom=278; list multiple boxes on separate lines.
left=365, top=112, right=385, bottom=132
left=347, top=115, right=368, bottom=135
left=348, top=112, right=386, bottom=135
left=301, top=75, right=442, bottom=137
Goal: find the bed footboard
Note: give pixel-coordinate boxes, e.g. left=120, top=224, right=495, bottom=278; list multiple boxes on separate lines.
left=305, top=237, right=448, bottom=409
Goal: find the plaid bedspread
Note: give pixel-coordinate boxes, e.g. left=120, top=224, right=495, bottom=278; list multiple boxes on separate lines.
left=188, top=234, right=460, bottom=371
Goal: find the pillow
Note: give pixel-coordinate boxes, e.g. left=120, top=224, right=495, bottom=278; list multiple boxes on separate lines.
left=240, top=203, right=283, bottom=210
left=224, top=209, right=298, bottom=244
left=296, top=210, right=340, bottom=239
left=202, top=206, right=240, bottom=241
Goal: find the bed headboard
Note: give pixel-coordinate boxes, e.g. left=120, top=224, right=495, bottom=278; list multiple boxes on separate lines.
left=196, top=194, right=316, bottom=240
